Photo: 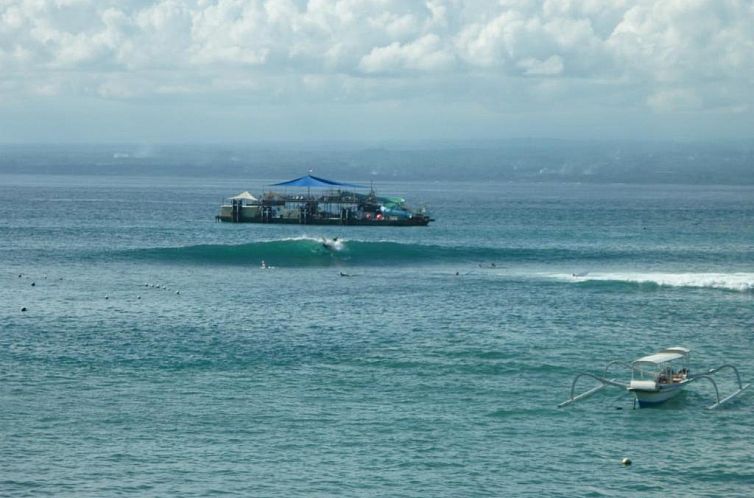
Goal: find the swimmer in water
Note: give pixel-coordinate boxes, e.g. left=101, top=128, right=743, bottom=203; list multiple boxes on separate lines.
left=261, top=260, right=268, bottom=269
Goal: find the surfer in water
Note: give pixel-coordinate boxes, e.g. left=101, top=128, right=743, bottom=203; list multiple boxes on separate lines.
left=321, top=237, right=339, bottom=250
left=260, top=260, right=269, bottom=269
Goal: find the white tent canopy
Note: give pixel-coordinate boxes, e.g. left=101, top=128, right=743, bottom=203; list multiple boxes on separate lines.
left=228, top=191, right=258, bottom=202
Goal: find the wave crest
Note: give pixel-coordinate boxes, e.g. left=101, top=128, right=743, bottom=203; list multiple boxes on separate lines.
left=122, top=238, right=588, bottom=267
left=562, top=272, right=754, bottom=292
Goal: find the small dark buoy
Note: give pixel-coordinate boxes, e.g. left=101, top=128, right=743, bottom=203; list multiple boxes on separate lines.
left=175, top=291, right=180, bottom=295
left=105, top=295, right=109, bottom=300
left=31, top=282, right=35, bottom=287
left=18, top=274, right=22, bottom=278
left=621, top=458, right=632, bottom=466
left=137, top=295, right=141, bottom=300
left=21, top=307, right=27, bottom=312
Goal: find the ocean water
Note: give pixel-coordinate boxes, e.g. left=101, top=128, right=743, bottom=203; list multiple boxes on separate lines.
left=1, top=174, right=753, bottom=497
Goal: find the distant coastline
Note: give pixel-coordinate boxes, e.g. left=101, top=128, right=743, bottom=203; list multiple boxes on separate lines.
left=1, top=140, right=753, bottom=185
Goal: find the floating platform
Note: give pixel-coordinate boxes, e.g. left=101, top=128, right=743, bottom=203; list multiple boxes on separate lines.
left=216, top=175, right=432, bottom=226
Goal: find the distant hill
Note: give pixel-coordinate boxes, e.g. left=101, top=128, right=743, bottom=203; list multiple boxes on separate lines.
left=1, top=141, right=752, bottom=184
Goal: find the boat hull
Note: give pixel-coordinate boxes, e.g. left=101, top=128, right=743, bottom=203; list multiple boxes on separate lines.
left=216, top=215, right=431, bottom=226
left=629, top=382, right=687, bottom=407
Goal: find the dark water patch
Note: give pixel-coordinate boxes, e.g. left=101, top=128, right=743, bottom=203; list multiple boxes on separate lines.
left=486, top=407, right=566, bottom=419
left=434, top=349, right=519, bottom=361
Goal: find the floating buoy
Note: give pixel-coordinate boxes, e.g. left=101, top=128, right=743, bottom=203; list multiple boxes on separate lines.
left=21, top=307, right=27, bottom=312
left=31, top=282, right=35, bottom=287
left=137, top=295, right=141, bottom=300
left=175, top=291, right=180, bottom=295
left=621, top=458, right=632, bottom=466
left=105, top=295, right=109, bottom=300
left=18, top=274, right=22, bottom=278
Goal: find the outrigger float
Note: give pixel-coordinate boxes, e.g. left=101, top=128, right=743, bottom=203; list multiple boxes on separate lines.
left=559, top=347, right=750, bottom=409
left=216, top=175, right=432, bottom=226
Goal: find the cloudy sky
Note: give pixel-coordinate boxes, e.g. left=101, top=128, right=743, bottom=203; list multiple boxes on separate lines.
left=1, top=0, right=752, bottom=142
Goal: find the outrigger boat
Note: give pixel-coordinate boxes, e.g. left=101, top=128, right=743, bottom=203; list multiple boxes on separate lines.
left=559, top=347, right=750, bottom=409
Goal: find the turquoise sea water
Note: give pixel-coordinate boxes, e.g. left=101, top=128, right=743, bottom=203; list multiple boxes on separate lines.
left=1, top=174, right=753, bottom=496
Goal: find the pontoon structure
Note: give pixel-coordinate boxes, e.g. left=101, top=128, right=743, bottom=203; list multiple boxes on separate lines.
left=216, top=175, right=432, bottom=226
left=558, top=347, right=750, bottom=409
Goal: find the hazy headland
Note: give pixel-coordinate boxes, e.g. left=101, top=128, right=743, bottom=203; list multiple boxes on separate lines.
left=2, top=140, right=752, bottom=185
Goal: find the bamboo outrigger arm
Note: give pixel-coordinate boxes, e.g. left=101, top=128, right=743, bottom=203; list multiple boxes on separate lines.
left=604, top=360, right=633, bottom=375
left=692, top=364, right=751, bottom=410
left=558, top=360, right=633, bottom=408
left=557, top=373, right=628, bottom=408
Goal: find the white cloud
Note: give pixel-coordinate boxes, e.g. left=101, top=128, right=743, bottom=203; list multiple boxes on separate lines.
left=517, top=55, right=563, bottom=76
left=0, top=0, right=752, bottom=139
left=359, top=34, right=454, bottom=73
left=607, top=0, right=754, bottom=84
left=647, top=88, right=702, bottom=112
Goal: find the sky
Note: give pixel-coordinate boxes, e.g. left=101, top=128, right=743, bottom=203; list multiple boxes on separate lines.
left=0, top=0, right=753, bottom=143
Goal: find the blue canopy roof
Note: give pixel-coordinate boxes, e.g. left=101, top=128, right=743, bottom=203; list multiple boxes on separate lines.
left=270, top=175, right=366, bottom=189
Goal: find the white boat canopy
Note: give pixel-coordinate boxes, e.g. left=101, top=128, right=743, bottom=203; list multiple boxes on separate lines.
left=633, top=347, right=690, bottom=365
left=229, top=191, right=258, bottom=201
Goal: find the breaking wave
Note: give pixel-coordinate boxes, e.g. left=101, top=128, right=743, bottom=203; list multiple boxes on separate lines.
left=116, top=238, right=754, bottom=279
left=557, top=272, right=754, bottom=293
left=120, top=237, right=615, bottom=267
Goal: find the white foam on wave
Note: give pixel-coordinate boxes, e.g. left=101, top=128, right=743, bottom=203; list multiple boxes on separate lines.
left=321, top=237, right=345, bottom=252
left=558, top=272, right=754, bottom=292
left=265, top=235, right=348, bottom=245
left=276, top=235, right=348, bottom=252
